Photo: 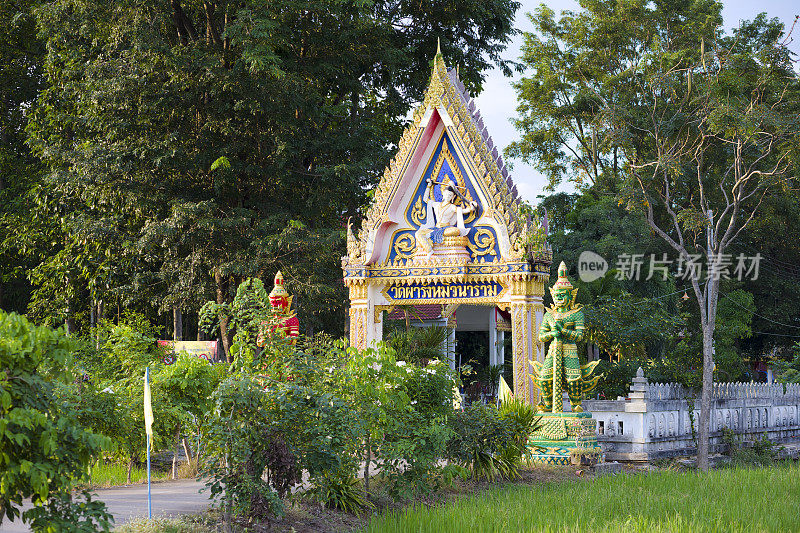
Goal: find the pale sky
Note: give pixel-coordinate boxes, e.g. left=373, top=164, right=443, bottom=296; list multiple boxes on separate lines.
left=475, top=0, right=800, bottom=205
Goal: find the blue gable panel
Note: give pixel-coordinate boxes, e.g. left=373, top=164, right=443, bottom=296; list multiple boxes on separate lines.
left=404, top=132, right=482, bottom=228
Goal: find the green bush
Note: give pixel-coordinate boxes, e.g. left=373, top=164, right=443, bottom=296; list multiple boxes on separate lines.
left=594, top=358, right=644, bottom=399
left=445, top=403, right=515, bottom=480
left=308, top=471, right=373, bottom=514
left=722, top=429, right=777, bottom=467
left=202, top=374, right=360, bottom=520
left=497, top=399, right=541, bottom=477
left=0, top=311, right=114, bottom=530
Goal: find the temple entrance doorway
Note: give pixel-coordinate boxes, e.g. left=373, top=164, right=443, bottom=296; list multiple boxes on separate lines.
left=453, top=304, right=511, bottom=403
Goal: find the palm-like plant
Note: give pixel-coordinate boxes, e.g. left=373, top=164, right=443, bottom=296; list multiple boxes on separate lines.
left=385, top=325, right=450, bottom=364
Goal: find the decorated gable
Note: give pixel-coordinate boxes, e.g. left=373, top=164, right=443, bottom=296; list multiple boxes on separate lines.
left=344, top=48, right=549, bottom=275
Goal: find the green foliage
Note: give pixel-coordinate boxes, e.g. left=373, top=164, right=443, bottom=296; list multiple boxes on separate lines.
left=80, top=312, right=166, bottom=382
left=508, top=0, right=722, bottom=191
left=153, top=354, right=225, bottom=421
left=495, top=399, right=540, bottom=479
left=203, top=374, right=359, bottom=520
left=308, top=472, right=373, bottom=515
left=594, top=359, right=646, bottom=399
left=445, top=403, right=515, bottom=481
left=773, top=342, right=800, bottom=384
left=0, top=311, right=113, bottom=529
left=384, top=325, right=450, bottom=364
left=340, top=345, right=457, bottom=498
left=14, top=0, right=521, bottom=335
left=584, top=292, right=682, bottom=360
left=721, top=429, right=777, bottom=467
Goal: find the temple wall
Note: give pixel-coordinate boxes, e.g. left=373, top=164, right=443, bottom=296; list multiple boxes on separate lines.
left=579, top=375, right=800, bottom=461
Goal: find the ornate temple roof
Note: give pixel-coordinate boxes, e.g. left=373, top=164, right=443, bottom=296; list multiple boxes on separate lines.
left=345, top=46, right=549, bottom=274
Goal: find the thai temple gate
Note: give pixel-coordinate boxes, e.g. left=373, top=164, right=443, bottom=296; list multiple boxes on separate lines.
left=342, top=48, right=552, bottom=405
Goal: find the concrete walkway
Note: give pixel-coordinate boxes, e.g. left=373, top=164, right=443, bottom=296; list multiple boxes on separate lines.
left=0, top=480, right=213, bottom=532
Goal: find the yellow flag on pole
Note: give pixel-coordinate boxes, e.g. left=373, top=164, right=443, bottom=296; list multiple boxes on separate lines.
left=498, top=375, right=514, bottom=404
left=143, top=367, right=154, bottom=444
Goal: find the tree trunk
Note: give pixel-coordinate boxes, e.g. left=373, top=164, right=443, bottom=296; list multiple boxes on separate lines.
left=127, top=459, right=134, bottom=484
left=195, top=427, right=202, bottom=470
left=182, top=437, right=193, bottom=471
left=214, top=270, right=232, bottom=362
left=65, top=310, right=76, bottom=335
left=173, top=307, right=183, bottom=341
left=363, top=433, right=370, bottom=497
left=96, top=301, right=103, bottom=349
left=697, top=279, right=718, bottom=472
left=698, top=324, right=714, bottom=471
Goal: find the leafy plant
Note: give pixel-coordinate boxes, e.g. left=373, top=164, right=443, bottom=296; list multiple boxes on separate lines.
left=308, top=471, right=374, bottom=515
left=0, top=311, right=114, bottom=529
left=202, top=374, right=359, bottom=520
left=385, top=326, right=450, bottom=364
left=722, top=429, right=777, bottom=467
left=445, top=403, right=515, bottom=481
left=773, top=342, right=800, bottom=384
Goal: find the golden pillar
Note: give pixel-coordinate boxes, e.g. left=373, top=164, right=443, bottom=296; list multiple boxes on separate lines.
left=509, top=275, right=546, bottom=406
left=347, top=283, right=369, bottom=351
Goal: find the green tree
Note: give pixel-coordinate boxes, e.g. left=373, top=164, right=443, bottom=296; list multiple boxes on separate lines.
left=0, top=311, right=113, bottom=529
left=513, top=3, right=800, bottom=469
left=610, top=16, right=799, bottom=470
left=153, top=354, right=225, bottom=473
left=24, top=0, right=521, bottom=344
left=0, top=0, right=45, bottom=315
left=508, top=0, right=721, bottom=191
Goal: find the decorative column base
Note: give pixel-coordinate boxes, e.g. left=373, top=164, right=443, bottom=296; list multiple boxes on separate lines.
left=527, top=412, right=598, bottom=465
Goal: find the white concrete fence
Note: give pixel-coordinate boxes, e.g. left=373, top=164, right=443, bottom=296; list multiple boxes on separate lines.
left=581, top=368, right=800, bottom=461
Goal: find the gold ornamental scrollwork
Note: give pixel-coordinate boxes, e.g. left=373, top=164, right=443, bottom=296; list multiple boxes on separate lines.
left=393, top=233, right=416, bottom=260
left=467, top=228, right=497, bottom=260
left=411, top=196, right=426, bottom=226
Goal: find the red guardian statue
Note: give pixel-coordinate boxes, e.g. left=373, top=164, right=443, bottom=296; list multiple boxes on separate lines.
left=266, top=270, right=299, bottom=343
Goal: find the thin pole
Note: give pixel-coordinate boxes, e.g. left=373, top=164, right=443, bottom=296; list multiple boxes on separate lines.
left=145, top=366, right=152, bottom=519
left=147, top=433, right=152, bottom=518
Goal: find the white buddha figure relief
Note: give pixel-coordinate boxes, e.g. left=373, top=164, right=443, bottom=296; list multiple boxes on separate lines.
left=414, top=176, right=477, bottom=259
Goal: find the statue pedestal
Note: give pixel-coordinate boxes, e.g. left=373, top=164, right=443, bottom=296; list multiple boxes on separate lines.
left=414, top=235, right=471, bottom=263
left=527, top=412, right=598, bottom=465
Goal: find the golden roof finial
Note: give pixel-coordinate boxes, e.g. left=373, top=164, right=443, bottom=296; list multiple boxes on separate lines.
left=437, top=36, right=441, bottom=56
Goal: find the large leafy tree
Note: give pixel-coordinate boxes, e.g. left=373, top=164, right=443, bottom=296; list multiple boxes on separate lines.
left=513, top=1, right=800, bottom=470
left=23, top=0, right=520, bottom=348
left=508, top=0, right=721, bottom=191
left=610, top=16, right=800, bottom=470
left=0, top=0, right=45, bottom=315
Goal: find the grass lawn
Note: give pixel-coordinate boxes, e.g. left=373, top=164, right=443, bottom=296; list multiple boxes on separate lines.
left=365, top=464, right=800, bottom=533
left=78, top=460, right=173, bottom=489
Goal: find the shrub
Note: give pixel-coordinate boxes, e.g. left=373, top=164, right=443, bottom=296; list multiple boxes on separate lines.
left=203, top=374, right=359, bottom=520
left=308, top=471, right=373, bottom=514
left=497, top=399, right=540, bottom=477
left=0, top=311, right=113, bottom=530
left=445, top=404, right=515, bottom=480
left=722, top=429, right=777, bottom=467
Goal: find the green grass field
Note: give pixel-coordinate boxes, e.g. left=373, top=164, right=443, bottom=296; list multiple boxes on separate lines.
left=81, top=460, right=172, bottom=488
left=365, top=464, right=800, bottom=533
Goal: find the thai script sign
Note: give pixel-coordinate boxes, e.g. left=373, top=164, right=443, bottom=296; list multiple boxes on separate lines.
left=385, top=280, right=505, bottom=302
left=158, top=340, right=217, bottom=364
